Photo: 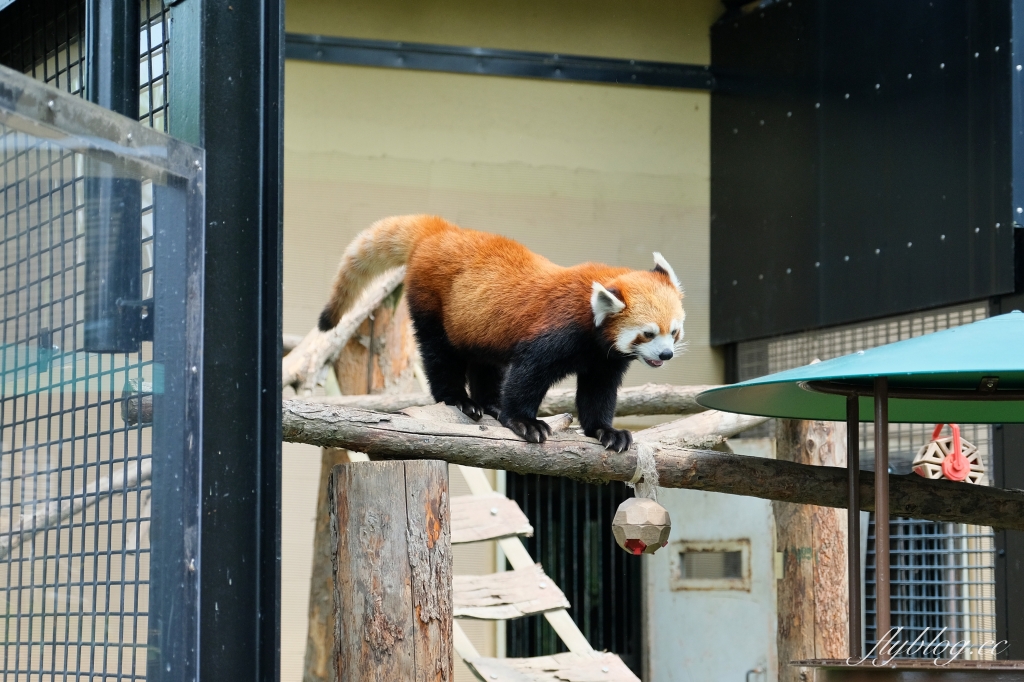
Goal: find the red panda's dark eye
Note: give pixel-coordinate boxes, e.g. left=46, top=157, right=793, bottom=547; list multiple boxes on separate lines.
left=643, top=331, right=656, bottom=340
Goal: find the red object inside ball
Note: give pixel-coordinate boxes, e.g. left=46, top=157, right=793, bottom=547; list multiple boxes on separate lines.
left=624, top=539, right=647, bottom=555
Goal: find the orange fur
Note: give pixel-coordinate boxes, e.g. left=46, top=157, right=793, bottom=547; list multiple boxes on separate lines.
left=321, top=215, right=684, bottom=353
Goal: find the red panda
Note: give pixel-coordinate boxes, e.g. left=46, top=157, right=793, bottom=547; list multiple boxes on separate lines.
left=319, top=215, right=686, bottom=452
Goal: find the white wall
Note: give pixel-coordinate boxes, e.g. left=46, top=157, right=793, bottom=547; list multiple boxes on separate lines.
left=645, top=438, right=778, bottom=682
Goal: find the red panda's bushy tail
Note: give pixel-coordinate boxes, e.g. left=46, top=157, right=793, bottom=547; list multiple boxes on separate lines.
left=318, top=215, right=451, bottom=331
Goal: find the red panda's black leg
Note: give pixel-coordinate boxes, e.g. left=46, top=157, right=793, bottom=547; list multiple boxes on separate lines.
left=409, top=308, right=482, bottom=420
left=576, top=364, right=632, bottom=453
left=467, top=363, right=503, bottom=419
left=498, top=358, right=565, bottom=444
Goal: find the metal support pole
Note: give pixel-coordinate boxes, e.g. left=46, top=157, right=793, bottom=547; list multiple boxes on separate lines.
left=847, top=394, right=862, bottom=658
left=83, top=0, right=142, bottom=352
left=873, top=377, right=891, bottom=644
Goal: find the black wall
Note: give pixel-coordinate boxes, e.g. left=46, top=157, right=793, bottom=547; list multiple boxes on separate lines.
left=710, top=0, right=1017, bottom=344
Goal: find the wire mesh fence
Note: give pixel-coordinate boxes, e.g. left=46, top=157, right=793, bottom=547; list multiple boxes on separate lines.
left=0, top=2, right=175, bottom=678
left=736, top=301, right=997, bottom=659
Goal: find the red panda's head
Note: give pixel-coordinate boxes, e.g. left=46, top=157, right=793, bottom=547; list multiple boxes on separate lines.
left=590, top=253, right=686, bottom=368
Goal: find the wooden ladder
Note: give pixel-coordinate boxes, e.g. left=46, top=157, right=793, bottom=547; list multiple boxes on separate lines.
left=453, top=464, right=640, bottom=682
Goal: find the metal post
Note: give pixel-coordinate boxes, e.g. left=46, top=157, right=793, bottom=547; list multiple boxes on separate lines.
left=847, top=394, right=862, bottom=658
left=83, top=0, right=143, bottom=352
left=873, top=377, right=891, bottom=645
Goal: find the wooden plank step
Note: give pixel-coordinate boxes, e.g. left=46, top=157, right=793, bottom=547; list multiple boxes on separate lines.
left=465, top=652, right=639, bottom=682
left=454, top=564, right=570, bottom=620
left=451, top=492, right=533, bottom=545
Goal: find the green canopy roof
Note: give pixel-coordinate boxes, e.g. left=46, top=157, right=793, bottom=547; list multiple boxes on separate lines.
left=697, top=311, right=1024, bottom=423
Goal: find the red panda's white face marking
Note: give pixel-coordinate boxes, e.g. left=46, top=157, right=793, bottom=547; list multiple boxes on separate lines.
left=599, top=253, right=686, bottom=367
left=614, top=314, right=686, bottom=367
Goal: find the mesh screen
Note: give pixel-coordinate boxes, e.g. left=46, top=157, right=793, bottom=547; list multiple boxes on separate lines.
left=736, top=301, right=997, bottom=658
left=0, top=1, right=171, bottom=677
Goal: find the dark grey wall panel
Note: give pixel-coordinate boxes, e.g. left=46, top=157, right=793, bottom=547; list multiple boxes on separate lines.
left=711, top=0, right=1016, bottom=345
left=711, top=0, right=822, bottom=342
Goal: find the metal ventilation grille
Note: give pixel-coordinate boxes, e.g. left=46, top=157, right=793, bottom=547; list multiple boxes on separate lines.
left=867, top=519, right=996, bottom=657
left=736, top=301, right=997, bottom=659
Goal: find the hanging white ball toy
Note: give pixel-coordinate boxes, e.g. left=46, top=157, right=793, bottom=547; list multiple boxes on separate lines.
left=612, top=442, right=671, bottom=555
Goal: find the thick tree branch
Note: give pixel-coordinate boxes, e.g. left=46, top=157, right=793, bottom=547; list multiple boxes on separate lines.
left=282, top=268, right=406, bottom=393
left=281, top=400, right=1024, bottom=531
left=301, top=383, right=716, bottom=417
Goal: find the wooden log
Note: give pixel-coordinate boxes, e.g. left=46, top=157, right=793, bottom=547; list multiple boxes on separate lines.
left=329, top=460, right=452, bottom=682
left=303, top=447, right=350, bottom=682
left=775, top=420, right=849, bottom=682
left=126, top=378, right=712, bottom=428
left=454, top=564, right=570, bottom=620
left=303, top=293, right=419, bottom=682
left=451, top=493, right=533, bottom=544
left=281, top=400, right=1024, bottom=531
left=302, top=382, right=716, bottom=418
left=283, top=267, right=405, bottom=393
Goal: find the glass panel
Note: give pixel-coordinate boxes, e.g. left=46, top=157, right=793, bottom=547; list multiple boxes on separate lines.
left=0, top=64, right=203, bottom=681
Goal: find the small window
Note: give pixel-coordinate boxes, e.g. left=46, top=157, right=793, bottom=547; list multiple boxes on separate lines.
left=670, top=539, right=751, bottom=591
left=681, top=549, right=743, bottom=579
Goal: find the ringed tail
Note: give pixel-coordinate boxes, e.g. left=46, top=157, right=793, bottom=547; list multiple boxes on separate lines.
left=317, top=214, right=452, bottom=331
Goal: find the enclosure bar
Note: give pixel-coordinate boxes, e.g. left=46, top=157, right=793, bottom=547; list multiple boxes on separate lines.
left=847, top=395, right=862, bottom=657
left=83, top=0, right=144, bottom=353
left=873, top=377, right=891, bottom=642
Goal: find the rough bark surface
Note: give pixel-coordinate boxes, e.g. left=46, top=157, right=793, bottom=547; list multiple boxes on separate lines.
left=303, top=382, right=714, bottom=417
left=282, top=400, right=1024, bottom=530
left=282, top=268, right=405, bottom=393
left=775, top=420, right=849, bottom=682
left=304, top=447, right=350, bottom=682
left=329, top=460, right=452, bottom=682
left=303, top=294, right=420, bottom=682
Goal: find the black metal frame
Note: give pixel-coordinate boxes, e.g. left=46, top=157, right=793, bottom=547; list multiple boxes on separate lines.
left=167, top=0, right=283, bottom=678
left=285, top=33, right=714, bottom=91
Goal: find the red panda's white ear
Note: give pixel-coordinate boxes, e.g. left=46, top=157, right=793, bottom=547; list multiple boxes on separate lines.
left=591, top=282, right=625, bottom=327
left=652, top=252, right=682, bottom=291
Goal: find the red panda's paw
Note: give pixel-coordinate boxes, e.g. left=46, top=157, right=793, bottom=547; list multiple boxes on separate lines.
left=446, top=397, right=484, bottom=421
left=595, top=427, right=633, bottom=453
left=481, top=404, right=501, bottom=420
left=502, top=417, right=553, bottom=444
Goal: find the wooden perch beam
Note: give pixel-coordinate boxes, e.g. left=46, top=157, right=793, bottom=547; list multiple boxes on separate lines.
left=281, top=400, right=1024, bottom=531
left=304, top=382, right=715, bottom=417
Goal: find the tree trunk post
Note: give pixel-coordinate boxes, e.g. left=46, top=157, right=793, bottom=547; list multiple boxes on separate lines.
left=329, top=460, right=452, bottom=682
left=775, top=419, right=850, bottom=682
left=303, top=295, right=420, bottom=682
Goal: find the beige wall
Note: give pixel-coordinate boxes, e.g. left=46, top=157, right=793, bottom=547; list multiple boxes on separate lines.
left=281, top=2, right=722, bottom=680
